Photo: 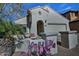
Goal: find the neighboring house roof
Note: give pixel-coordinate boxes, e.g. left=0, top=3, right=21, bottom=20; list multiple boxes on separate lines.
left=69, top=19, right=79, bottom=23
left=62, top=10, right=79, bottom=14
left=15, top=17, right=27, bottom=24
left=61, top=10, right=79, bottom=21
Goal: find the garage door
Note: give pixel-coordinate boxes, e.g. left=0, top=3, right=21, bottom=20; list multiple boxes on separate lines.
left=47, top=23, right=67, bottom=34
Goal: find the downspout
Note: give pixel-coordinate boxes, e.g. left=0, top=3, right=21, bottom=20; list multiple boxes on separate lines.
left=27, top=9, right=32, bottom=34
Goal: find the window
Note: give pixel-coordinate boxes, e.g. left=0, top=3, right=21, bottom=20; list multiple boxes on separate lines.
left=45, top=20, right=47, bottom=23
left=39, top=11, right=42, bottom=15
left=75, top=11, right=78, bottom=16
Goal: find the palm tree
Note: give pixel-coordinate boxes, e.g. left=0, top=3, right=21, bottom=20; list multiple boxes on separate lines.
left=0, top=19, right=25, bottom=56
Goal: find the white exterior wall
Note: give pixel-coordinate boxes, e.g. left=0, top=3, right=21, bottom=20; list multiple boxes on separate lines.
left=15, top=17, right=27, bottom=24
left=30, top=6, right=70, bottom=36
left=45, top=6, right=70, bottom=35
left=30, top=7, right=48, bottom=36
left=69, top=32, right=78, bottom=49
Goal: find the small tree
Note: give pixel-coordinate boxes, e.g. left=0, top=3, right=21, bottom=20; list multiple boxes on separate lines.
left=0, top=3, right=26, bottom=56
left=0, top=19, right=25, bottom=56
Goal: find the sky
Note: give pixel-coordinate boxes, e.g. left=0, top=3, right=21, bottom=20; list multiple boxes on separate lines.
left=21, top=3, right=79, bottom=13
left=1, top=3, right=79, bottom=21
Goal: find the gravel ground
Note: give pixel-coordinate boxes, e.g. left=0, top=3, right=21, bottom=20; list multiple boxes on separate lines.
left=54, top=45, right=79, bottom=56
left=13, top=44, right=79, bottom=56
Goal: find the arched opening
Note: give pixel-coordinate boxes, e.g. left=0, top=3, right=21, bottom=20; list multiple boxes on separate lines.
left=37, top=20, right=44, bottom=36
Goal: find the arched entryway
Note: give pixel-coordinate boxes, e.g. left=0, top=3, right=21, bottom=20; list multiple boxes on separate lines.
left=37, top=20, right=44, bottom=36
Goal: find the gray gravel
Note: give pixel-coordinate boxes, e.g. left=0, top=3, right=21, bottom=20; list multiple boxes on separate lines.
left=12, top=44, right=79, bottom=56
left=54, top=45, right=79, bottom=56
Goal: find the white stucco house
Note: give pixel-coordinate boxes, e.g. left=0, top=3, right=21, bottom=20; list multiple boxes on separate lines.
left=15, top=6, right=70, bottom=36
left=14, top=6, right=79, bottom=53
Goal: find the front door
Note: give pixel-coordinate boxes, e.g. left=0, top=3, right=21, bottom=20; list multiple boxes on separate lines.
left=37, top=20, right=44, bottom=35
